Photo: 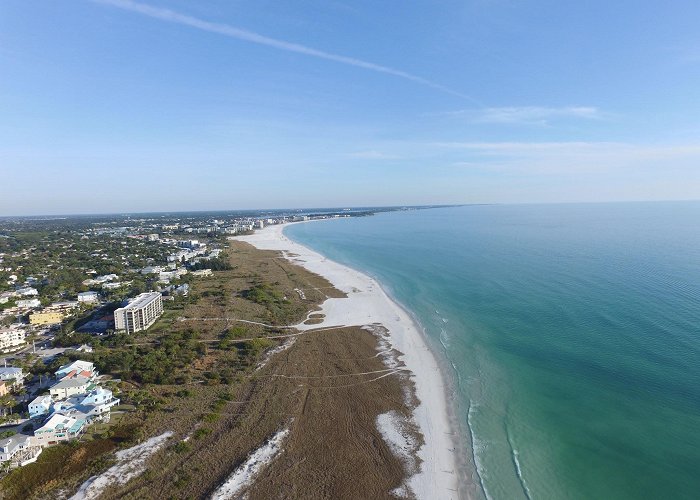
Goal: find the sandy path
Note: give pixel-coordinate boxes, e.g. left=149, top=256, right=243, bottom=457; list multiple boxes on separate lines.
left=235, top=223, right=459, bottom=499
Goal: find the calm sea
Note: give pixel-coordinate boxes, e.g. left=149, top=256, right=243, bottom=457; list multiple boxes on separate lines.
left=285, top=202, right=700, bottom=500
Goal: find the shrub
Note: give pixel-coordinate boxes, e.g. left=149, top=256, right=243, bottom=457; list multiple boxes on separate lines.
left=193, top=428, right=212, bottom=439
left=173, top=441, right=190, bottom=454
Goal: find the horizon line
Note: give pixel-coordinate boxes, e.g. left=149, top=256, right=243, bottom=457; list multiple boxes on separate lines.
left=2, top=199, right=700, bottom=219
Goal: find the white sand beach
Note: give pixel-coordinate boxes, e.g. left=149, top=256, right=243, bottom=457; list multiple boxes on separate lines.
left=236, top=223, right=459, bottom=499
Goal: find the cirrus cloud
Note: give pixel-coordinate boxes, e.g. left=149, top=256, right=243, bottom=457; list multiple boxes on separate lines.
left=436, top=106, right=605, bottom=125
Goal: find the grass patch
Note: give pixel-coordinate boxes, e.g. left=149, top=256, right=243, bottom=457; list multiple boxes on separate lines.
left=193, top=428, right=212, bottom=440
left=0, top=424, right=141, bottom=500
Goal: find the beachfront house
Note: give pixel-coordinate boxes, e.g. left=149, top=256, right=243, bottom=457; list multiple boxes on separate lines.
left=28, top=395, right=53, bottom=418
left=32, top=414, right=86, bottom=447
left=80, top=387, right=116, bottom=407
left=55, top=359, right=98, bottom=381
left=51, top=387, right=120, bottom=422
left=191, top=269, right=212, bottom=277
left=0, top=434, right=42, bottom=468
left=50, top=376, right=91, bottom=400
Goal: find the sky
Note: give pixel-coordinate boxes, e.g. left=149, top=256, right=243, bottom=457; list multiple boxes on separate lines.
left=2, top=0, right=700, bottom=215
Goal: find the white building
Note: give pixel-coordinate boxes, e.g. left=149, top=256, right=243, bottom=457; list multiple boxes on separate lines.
left=0, top=327, right=26, bottom=352
left=29, top=395, right=53, bottom=418
left=49, top=301, right=79, bottom=311
left=0, top=434, right=42, bottom=468
left=0, top=367, right=25, bottom=387
left=178, top=239, right=202, bottom=249
left=191, top=269, right=212, bottom=277
left=77, top=291, right=100, bottom=303
left=140, top=265, right=162, bottom=274
left=16, top=287, right=38, bottom=296
left=114, top=292, right=163, bottom=334
left=82, top=274, right=118, bottom=286
left=50, top=376, right=91, bottom=400
left=102, top=282, right=123, bottom=290
left=33, top=414, right=85, bottom=447
left=55, top=360, right=98, bottom=381
left=78, top=387, right=120, bottom=417
left=16, top=298, right=41, bottom=309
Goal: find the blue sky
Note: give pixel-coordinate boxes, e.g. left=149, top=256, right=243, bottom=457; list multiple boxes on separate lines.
left=2, top=0, right=700, bottom=215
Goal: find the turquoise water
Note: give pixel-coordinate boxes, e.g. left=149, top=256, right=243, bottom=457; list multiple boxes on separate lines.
left=285, top=203, right=700, bottom=500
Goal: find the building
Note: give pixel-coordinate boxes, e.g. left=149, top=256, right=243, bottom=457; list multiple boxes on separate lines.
left=0, top=380, right=8, bottom=397
left=77, top=291, right=100, bottom=303
left=191, top=269, right=212, bottom=277
left=29, top=310, right=65, bottom=325
left=140, top=266, right=162, bottom=275
left=178, top=239, right=203, bottom=249
left=0, top=434, right=42, bottom=468
left=50, top=376, right=91, bottom=400
left=75, top=387, right=120, bottom=418
left=16, top=287, right=38, bottom=296
left=80, top=387, right=114, bottom=406
left=29, top=395, right=53, bottom=418
left=0, top=327, right=26, bottom=352
left=55, top=360, right=98, bottom=381
left=0, top=367, right=25, bottom=387
left=16, top=298, right=41, bottom=309
left=47, top=387, right=120, bottom=422
left=113, top=292, right=163, bottom=334
left=49, top=301, right=79, bottom=312
left=102, top=282, right=123, bottom=290
left=33, top=414, right=86, bottom=447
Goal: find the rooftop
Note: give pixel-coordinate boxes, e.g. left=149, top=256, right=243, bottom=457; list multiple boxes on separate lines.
left=52, top=376, right=90, bottom=390
left=118, top=292, right=161, bottom=311
left=0, top=367, right=22, bottom=375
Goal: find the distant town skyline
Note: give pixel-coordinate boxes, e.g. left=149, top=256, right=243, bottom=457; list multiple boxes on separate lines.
left=2, top=0, right=700, bottom=215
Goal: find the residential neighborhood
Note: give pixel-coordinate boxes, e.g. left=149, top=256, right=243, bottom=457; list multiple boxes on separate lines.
left=1, top=358, right=118, bottom=469
left=0, top=208, right=362, bottom=491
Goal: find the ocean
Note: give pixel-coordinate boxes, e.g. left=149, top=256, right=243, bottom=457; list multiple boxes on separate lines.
left=285, top=202, right=700, bottom=500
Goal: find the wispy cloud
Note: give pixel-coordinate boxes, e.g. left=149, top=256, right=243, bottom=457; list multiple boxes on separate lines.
left=434, top=141, right=619, bottom=153
left=433, top=141, right=700, bottom=173
left=349, top=150, right=400, bottom=160
left=92, top=0, right=478, bottom=102
left=436, top=106, right=604, bottom=125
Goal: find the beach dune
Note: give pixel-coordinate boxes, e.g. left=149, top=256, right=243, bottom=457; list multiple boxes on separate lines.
left=237, top=223, right=460, bottom=499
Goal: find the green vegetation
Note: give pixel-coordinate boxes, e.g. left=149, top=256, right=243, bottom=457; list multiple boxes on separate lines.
left=0, top=225, right=338, bottom=498
left=189, top=254, right=233, bottom=271
left=172, top=441, right=191, bottom=453
left=193, top=428, right=212, bottom=439
left=243, top=282, right=286, bottom=306
left=0, top=424, right=141, bottom=500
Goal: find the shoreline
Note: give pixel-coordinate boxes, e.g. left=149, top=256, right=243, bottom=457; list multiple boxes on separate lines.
left=236, top=223, right=464, bottom=498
